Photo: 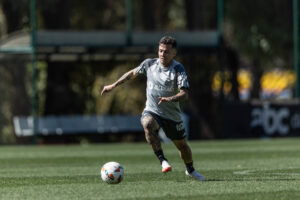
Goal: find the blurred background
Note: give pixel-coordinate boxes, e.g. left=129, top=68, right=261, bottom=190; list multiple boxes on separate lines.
left=0, top=0, right=299, bottom=144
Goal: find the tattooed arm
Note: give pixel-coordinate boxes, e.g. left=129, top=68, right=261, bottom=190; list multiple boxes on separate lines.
left=101, top=68, right=138, bottom=96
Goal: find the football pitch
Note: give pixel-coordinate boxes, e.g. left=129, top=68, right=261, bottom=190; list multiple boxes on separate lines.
left=1, top=138, right=300, bottom=200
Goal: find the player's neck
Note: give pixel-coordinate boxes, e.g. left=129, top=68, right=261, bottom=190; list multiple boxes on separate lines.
left=160, top=60, right=173, bottom=68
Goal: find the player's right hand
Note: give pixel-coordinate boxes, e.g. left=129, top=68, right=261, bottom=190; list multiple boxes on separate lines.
left=101, top=84, right=115, bottom=96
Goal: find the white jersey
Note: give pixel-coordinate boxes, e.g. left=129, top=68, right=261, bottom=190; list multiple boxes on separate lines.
left=135, top=58, right=189, bottom=122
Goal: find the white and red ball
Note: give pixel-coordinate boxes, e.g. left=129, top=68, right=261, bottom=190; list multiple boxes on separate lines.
left=101, top=161, right=124, bottom=184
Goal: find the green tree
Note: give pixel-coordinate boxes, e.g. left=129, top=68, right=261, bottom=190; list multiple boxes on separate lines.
left=225, top=0, right=293, bottom=97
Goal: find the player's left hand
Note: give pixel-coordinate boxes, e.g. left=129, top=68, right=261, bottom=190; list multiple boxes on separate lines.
left=158, top=97, right=172, bottom=105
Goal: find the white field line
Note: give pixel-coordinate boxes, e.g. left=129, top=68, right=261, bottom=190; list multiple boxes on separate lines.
left=233, top=170, right=300, bottom=176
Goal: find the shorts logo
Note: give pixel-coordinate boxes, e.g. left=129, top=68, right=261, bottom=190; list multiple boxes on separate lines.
left=176, top=123, right=184, bottom=131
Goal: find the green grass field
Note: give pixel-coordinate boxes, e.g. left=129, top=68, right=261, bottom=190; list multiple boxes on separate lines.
left=1, top=138, right=300, bottom=200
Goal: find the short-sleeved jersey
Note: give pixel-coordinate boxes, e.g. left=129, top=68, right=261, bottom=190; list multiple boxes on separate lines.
left=135, top=58, right=189, bottom=122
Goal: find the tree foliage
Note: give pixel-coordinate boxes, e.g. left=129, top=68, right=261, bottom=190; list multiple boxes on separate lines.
left=225, top=0, right=293, bottom=68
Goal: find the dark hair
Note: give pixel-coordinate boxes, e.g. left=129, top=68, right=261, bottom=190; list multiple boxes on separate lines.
left=159, top=36, right=177, bottom=49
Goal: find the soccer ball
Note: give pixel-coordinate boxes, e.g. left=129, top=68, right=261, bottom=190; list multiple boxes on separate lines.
left=101, top=161, right=124, bottom=184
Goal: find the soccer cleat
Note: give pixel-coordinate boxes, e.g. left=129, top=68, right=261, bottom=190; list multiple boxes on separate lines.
left=185, top=170, right=206, bottom=181
left=161, top=160, right=172, bottom=173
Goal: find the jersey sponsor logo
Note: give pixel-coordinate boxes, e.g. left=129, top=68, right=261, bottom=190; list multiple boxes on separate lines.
left=148, top=81, right=174, bottom=92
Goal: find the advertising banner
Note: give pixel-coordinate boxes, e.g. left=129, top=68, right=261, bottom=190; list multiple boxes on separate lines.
left=223, top=101, right=300, bottom=138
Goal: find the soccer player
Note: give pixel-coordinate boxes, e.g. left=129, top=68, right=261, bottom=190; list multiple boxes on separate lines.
left=101, top=36, right=205, bottom=181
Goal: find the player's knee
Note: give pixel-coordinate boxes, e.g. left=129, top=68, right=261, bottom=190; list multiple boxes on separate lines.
left=144, top=131, right=159, bottom=146
left=141, top=117, right=154, bottom=131
left=142, top=121, right=151, bottom=131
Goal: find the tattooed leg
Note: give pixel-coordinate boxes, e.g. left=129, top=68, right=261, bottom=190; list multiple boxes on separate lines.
left=141, top=115, right=161, bottom=151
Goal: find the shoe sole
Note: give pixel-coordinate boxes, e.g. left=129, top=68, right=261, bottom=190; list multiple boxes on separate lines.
left=162, top=166, right=172, bottom=173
